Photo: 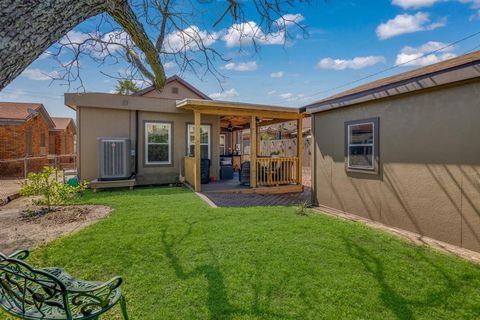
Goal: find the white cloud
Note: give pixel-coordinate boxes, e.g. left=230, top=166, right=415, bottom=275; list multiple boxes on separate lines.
left=164, top=26, right=219, bottom=53
left=223, top=21, right=285, bottom=47
left=132, top=79, right=150, bottom=88
left=276, top=13, right=305, bottom=26
left=163, top=61, right=176, bottom=70
left=279, top=92, right=306, bottom=102
left=37, top=51, right=54, bottom=60
left=60, top=30, right=90, bottom=45
left=223, top=61, right=258, bottom=71
left=280, top=93, right=294, bottom=100
left=270, top=71, right=284, bottom=78
left=97, top=31, right=131, bottom=55
left=395, top=41, right=456, bottom=66
left=459, top=0, right=480, bottom=19
left=460, top=0, right=480, bottom=9
left=469, top=9, right=480, bottom=20
left=209, top=88, right=239, bottom=99
left=21, top=68, right=58, bottom=81
left=392, top=0, right=439, bottom=9
left=59, top=30, right=131, bottom=57
left=376, top=12, right=446, bottom=40
left=317, top=56, right=386, bottom=70
left=267, top=90, right=277, bottom=95
left=0, top=89, right=27, bottom=100
left=222, top=14, right=303, bottom=47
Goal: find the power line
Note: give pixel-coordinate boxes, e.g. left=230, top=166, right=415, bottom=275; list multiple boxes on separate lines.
left=304, top=30, right=480, bottom=100
left=0, top=88, right=65, bottom=100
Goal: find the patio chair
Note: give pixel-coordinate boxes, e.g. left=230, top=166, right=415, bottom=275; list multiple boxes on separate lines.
left=0, top=250, right=128, bottom=320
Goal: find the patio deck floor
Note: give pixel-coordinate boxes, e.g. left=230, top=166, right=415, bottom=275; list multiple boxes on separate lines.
left=202, top=186, right=311, bottom=207
left=201, top=173, right=311, bottom=207
left=200, top=172, right=249, bottom=192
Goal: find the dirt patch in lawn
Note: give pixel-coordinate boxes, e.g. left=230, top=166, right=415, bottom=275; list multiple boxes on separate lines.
left=0, top=197, right=111, bottom=255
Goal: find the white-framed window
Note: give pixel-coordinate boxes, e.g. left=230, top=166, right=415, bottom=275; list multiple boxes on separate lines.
left=219, top=134, right=226, bottom=155
left=346, top=118, right=378, bottom=172
left=145, top=122, right=172, bottom=165
left=187, top=124, right=211, bottom=159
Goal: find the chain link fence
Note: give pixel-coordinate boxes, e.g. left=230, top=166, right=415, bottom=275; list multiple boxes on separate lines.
left=0, top=154, right=76, bottom=179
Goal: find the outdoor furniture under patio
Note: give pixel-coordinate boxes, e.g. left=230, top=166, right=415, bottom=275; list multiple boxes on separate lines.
left=0, top=250, right=128, bottom=320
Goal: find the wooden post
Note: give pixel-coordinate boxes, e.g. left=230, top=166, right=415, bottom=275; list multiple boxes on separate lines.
left=250, top=116, right=257, bottom=188
left=297, top=116, right=303, bottom=186
left=194, top=111, right=201, bottom=192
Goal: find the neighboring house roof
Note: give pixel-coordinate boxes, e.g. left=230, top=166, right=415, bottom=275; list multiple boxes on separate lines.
left=50, top=117, right=77, bottom=134
left=303, top=50, right=480, bottom=113
left=0, top=102, right=55, bottom=128
left=133, top=75, right=212, bottom=100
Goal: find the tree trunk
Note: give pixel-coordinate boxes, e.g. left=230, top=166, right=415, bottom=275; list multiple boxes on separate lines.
left=106, top=1, right=166, bottom=89
left=0, top=0, right=165, bottom=91
left=0, top=0, right=107, bottom=90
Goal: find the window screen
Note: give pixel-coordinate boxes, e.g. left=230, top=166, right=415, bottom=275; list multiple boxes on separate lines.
left=345, top=118, right=379, bottom=173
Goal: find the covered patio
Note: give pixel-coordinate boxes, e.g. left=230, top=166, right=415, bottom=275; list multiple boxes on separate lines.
left=177, top=99, right=305, bottom=194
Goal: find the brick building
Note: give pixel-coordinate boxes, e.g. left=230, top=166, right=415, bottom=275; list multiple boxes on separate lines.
left=0, top=102, right=76, bottom=177
left=49, top=117, right=76, bottom=155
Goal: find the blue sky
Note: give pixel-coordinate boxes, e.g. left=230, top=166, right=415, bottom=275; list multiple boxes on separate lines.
left=1, top=0, right=480, bottom=119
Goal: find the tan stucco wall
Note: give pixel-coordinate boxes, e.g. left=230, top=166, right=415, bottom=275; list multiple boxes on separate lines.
left=141, top=79, right=206, bottom=100
left=77, top=105, right=220, bottom=186
left=312, top=81, right=480, bottom=252
left=136, top=110, right=220, bottom=185
left=77, top=107, right=133, bottom=181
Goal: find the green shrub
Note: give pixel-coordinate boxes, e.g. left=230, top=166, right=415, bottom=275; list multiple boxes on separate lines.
left=20, top=166, right=88, bottom=211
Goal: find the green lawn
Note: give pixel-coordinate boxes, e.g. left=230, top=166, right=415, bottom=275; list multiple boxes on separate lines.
left=2, top=187, right=480, bottom=319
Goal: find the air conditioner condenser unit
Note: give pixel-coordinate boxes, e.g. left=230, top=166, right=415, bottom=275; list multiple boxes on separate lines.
left=98, top=137, right=131, bottom=180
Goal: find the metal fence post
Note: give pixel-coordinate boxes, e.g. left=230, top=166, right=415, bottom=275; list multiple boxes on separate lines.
left=24, top=158, right=27, bottom=179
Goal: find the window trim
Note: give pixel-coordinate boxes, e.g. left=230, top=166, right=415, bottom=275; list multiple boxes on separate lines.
left=219, top=134, right=226, bottom=156
left=144, top=121, right=173, bottom=166
left=344, top=117, right=379, bottom=174
left=186, top=124, right=211, bottom=159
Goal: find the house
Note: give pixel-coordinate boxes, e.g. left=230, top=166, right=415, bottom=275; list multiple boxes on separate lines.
left=0, top=102, right=77, bottom=177
left=65, top=75, right=305, bottom=193
left=0, top=102, right=54, bottom=176
left=49, top=117, right=76, bottom=155
left=303, top=51, right=480, bottom=252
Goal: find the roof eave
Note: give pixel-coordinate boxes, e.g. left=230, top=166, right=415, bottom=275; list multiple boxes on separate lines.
left=305, top=61, right=480, bottom=114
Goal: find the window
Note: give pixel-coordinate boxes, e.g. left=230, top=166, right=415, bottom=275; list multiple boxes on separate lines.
left=219, top=134, right=226, bottom=155
left=145, top=122, right=172, bottom=165
left=40, top=132, right=46, bottom=148
left=25, top=128, right=32, bottom=156
left=345, top=118, right=379, bottom=173
left=171, top=87, right=179, bottom=94
left=187, top=124, right=210, bottom=159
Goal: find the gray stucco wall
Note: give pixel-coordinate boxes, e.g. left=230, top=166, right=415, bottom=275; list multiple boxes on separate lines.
left=312, top=80, right=480, bottom=252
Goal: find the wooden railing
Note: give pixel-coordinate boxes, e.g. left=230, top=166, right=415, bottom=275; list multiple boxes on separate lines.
left=256, top=157, right=299, bottom=186
left=184, top=157, right=196, bottom=187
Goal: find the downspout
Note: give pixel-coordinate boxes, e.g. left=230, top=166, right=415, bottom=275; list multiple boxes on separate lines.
left=134, top=110, right=139, bottom=175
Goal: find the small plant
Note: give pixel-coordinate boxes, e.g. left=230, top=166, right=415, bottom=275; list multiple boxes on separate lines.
left=20, top=166, right=88, bottom=211
left=295, top=200, right=311, bottom=216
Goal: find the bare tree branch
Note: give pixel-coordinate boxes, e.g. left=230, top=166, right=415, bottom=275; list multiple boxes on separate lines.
left=0, top=0, right=313, bottom=92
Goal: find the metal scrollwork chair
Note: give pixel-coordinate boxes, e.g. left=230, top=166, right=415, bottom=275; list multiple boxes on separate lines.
left=0, top=250, right=128, bottom=320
